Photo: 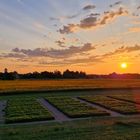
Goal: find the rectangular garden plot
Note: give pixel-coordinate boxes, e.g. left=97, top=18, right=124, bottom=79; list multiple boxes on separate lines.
left=45, top=97, right=110, bottom=118
left=5, top=98, right=54, bottom=123
left=107, top=94, right=140, bottom=105
left=78, top=95, right=140, bottom=115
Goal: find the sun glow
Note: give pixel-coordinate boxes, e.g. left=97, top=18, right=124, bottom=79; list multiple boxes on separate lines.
left=120, top=62, right=128, bottom=69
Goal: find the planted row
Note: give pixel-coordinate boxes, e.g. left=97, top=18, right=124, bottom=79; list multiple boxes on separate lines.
left=108, top=94, right=140, bottom=105
left=78, top=95, right=140, bottom=115
left=5, top=98, right=54, bottom=123
left=45, top=97, right=109, bottom=118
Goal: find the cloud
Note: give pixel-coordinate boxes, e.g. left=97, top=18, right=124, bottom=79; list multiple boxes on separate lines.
left=59, top=24, right=77, bottom=34
left=83, top=4, right=96, bottom=10
left=132, top=20, right=140, bottom=25
left=129, top=27, right=140, bottom=33
left=135, top=54, right=140, bottom=58
left=12, top=48, right=48, bottom=57
left=66, top=56, right=103, bottom=64
left=137, top=6, right=140, bottom=10
left=132, top=13, right=139, bottom=17
left=110, top=1, right=122, bottom=7
left=79, top=16, right=97, bottom=28
left=63, top=45, right=140, bottom=64
left=50, top=4, right=96, bottom=22
left=102, top=45, right=140, bottom=58
left=50, top=5, right=96, bottom=22
left=2, top=44, right=140, bottom=66
left=46, top=43, right=95, bottom=58
left=88, top=13, right=100, bottom=17
left=1, top=53, right=26, bottom=58
left=124, top=45, right=140, bottom=52
left=50, top=17, right=59, bottom=21
left=64, top=14, right=80, bottom=19
left=7, top=43, right=95, bottom=59
left=59, top=7, right=128, bottom=34
left=50, top=13, right=80, bottom=21
left=99, top=7, right=128, bottom=25
left=55, top=40, right=65, bottom=47
left=39, top=55, right=102, bottom=66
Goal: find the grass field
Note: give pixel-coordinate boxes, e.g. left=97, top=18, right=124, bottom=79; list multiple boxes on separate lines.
left=0, top=79, right=140, bottom=93
left=1, top=117, right=140, bottom=140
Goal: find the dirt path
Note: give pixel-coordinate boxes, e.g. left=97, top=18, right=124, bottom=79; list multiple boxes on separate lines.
left=0, top=101, right=7, bottom=124
left=76, top=97, right=124, bottom=117
left=38, top=98, right=70, bottom=122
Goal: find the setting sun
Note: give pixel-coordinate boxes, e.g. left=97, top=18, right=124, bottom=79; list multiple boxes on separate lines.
left=120, top=62, right=128, bottom=69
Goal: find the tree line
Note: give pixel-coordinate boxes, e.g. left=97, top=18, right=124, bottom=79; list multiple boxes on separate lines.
left=0, top=70, right=140, bottom=80
left=0, top=69, right=86, bottom=80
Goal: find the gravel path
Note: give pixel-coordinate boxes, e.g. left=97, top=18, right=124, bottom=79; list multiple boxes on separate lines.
left=0, top=101, right=7, bottom=124
left=76, top=98, right=124, bottom=117
left=38, top=98, right=70, bottom=122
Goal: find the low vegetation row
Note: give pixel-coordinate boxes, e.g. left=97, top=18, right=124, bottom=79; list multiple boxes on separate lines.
left=5, top=98, right=54, bottom=123
left=107, top=94, right=140, bottom=105
left=78, top=95, right=140, bottom=115
left=3, top=93, right=140, bottom=124
left=45, top=97, right=110, bottom=118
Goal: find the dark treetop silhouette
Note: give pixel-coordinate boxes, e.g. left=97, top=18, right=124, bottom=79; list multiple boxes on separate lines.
left=0, top=69, right=140, bottom=80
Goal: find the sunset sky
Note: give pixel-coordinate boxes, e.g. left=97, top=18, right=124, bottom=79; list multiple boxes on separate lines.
left=0, top=0, right=140, bottom=74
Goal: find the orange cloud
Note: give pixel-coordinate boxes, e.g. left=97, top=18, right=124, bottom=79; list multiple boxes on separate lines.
left=102, top=45, right=140, bottom=58
left=129, top=27, right=140, bottom=33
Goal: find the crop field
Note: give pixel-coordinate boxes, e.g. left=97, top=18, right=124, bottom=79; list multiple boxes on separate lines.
left=5, top=98, right=54, bottom=123
left=79, top=95, right=140, bottom=114
left=0, top=87, right=140, bottom=139
left=108, top=93, right=140, bottom=105
left=0, top=79, right=140, bottom=93
left=45, top=97, right=110, bottom=118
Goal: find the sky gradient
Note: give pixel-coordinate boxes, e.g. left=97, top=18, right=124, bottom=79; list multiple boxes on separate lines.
left=0, top=0, right=140, bottom=74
